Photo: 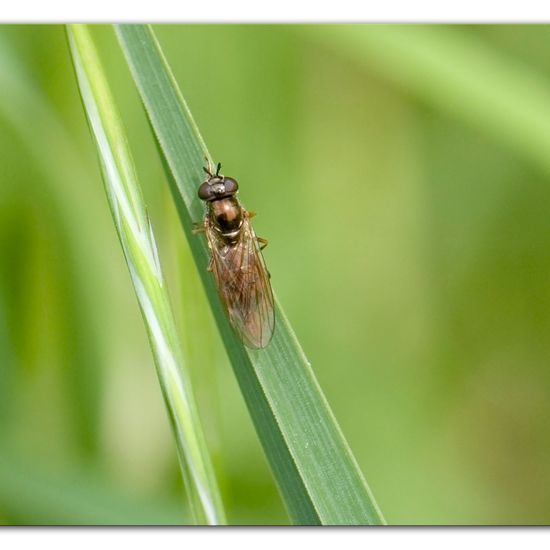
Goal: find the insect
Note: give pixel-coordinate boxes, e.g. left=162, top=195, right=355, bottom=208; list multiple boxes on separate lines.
left=194, top=161, right=275, bottom=349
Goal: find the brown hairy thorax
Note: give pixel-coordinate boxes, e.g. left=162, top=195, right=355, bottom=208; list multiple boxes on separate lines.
left=208, top=196, right=244, bottom=237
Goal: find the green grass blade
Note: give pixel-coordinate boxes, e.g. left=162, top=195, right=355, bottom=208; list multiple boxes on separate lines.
left=115, top=24, right=385, bottom=526
left=66, top=24, right=225, bottom=526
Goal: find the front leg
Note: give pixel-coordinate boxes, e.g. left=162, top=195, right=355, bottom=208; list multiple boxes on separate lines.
left=192, top=221, right=206, bottom=235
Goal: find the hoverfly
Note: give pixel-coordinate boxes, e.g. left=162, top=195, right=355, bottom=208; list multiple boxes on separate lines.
left=194, top=161, right=275, bottom=349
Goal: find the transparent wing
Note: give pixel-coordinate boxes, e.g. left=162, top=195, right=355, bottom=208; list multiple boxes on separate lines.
left=205, top=212, right=275, bottom=349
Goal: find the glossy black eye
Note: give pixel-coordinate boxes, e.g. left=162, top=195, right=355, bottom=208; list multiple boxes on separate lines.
left=223, top=177, right=239, bottom=194
left=198, top=182, right=213, bottom=200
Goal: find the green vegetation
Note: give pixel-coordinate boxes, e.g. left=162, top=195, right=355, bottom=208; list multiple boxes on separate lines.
left=67, top=24, right=225, bottom=525
left=1, top=24, right=550, bottom=525
left=115, top=24, right=384, bottom=525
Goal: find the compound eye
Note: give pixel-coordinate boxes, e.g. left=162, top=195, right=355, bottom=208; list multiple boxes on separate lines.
left=198, top=182, right=213, bottom=200
left=223, top=177, right=239, bottom=194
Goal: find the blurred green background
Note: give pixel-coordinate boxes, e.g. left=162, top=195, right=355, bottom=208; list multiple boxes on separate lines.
left=1, top=24, right=550, bottom=525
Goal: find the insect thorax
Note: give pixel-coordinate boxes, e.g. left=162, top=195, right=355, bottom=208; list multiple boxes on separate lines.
left=208, top=197, right=244, bottom=241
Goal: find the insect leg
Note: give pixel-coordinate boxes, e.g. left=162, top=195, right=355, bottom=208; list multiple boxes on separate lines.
left=203, top=156, right=214, bottom=177
left=257, top=237, right=268, bottom=250
left=207, top=255, right=214, bottom=272
left=192, top=222, right=206, bottom=234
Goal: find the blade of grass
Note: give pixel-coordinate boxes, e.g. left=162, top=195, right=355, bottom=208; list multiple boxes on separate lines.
left=66, top=24, right=225, bottom=525
left=116, top=24, right=385, bottom=526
